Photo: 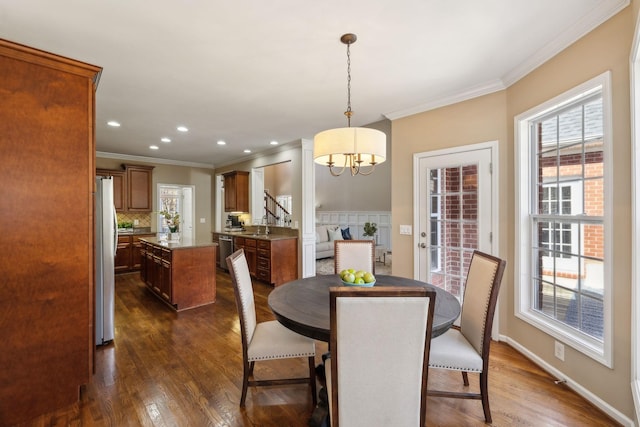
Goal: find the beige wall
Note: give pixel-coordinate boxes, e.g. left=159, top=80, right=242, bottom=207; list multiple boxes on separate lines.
left=315, top=119, right=392, bottom=211
left=264, top=161, right=292, bottom=197
left=392, top=5, right=634, bottom=420
left=392, top=91, right=508, bottom=275
left=96, top=158, right=215, bottom=242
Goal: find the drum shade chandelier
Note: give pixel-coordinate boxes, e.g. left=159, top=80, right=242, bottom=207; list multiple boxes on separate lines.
left=313, top=33, right=386, bottom=176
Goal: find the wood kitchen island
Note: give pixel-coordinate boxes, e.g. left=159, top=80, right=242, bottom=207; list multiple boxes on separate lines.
left=140, top=237, right=217, bottom=311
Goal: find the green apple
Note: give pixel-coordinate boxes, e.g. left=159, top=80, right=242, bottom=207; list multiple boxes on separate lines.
left=363, top=272, right=375, bottom=283
left=339, top=269, right=349, bottom=279
left=355, top=270, right=365, bottom=279
left=344, top=273, right=355, bottom=283
left=355, top=277, right=365, bottom=285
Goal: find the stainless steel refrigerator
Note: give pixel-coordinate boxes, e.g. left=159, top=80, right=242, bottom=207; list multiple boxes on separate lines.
left=95, top=176, right=117, bottom=345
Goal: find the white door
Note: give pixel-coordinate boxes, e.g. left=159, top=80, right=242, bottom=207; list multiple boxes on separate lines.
left=251, top=168, right=265, bottom=224
left=415, top=142, right=496, bottom=303
left=181, top=186, right=194, bottom=240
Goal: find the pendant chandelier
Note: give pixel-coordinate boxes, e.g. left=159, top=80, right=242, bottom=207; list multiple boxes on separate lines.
left=313, top=33, right=386, bottom=177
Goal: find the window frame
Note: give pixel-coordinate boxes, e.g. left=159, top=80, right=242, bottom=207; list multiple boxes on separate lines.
left=514, top=71, right=613, bottom=367
left=429, top=169, right=443, bottom=272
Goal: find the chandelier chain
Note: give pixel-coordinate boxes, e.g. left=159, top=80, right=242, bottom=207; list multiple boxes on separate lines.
left=345, top=41, right=352, bottom=127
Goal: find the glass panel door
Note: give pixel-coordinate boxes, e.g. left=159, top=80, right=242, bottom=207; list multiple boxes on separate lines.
left=417, top=145, right=493, bottom=303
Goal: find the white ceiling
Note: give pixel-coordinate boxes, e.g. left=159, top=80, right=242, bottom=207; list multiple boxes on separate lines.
left=0, top=0, right=628, bottom=168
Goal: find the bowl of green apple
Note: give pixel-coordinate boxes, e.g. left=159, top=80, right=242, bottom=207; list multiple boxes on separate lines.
left=339, top=269, right=376, bottom=287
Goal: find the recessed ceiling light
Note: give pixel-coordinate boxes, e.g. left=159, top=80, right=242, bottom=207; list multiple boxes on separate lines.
left=107, top=121, right=121, bottom=127
left=150, top=145, right=159, bottom=150
left=217, top=140, right=226, bottom=145
left=177, top=126, right=188, bottom=132
left=243, top=149, right=251, bottom=153
left=270, top=140, right=279, bottom=145
left=161, top=137, right=171, bottom=143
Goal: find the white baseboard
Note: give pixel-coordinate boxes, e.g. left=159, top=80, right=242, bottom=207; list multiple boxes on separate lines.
left=500, top=335, right=634, bottom=426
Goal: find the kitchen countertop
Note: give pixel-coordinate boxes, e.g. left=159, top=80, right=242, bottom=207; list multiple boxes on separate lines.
left=140, top=236, right=217, bottom=250
left=213, top=231, right=297, bottom=241
left=118, top=228, right=155, bottom=235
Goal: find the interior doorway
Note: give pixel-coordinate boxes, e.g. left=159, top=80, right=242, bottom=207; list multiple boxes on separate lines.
left=157, top=184, right=195, bottom=241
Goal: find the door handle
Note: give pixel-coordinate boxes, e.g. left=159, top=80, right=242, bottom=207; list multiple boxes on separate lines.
left=419, top=243, right=426, bottom=248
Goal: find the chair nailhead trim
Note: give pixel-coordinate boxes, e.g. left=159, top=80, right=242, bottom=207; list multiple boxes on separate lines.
left=428, top=363, right=482, bottom=372
left=250, top=352, right=315, bottom=361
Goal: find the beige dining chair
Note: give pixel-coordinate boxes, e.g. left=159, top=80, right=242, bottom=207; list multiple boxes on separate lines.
left=427, top=250, right=506, bottom=423
left=325, top=286, right=436, bottom=427
left=334, top=239, right=375, bottom=274
left=226, top=249, right=317, bottom=406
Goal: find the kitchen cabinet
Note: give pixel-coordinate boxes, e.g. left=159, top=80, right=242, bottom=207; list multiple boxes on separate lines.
left=140, top=238, right=216, bottom=311
left=0, top=39, right=101, bottom=424
left=132, top=234, right=153, bottom=269
left=115, top=233, right=154, bottom=273
left=115, top=235, right=132, bottom=273
left=256, top=238, right=298, bottom=286
left=234, top=236, right=257, bottom=276
left=223, top=170, right=249, bottom=212
left=95, top=164, right=154, bottom=212
left=96, top=169, right=126, bottom=211
left=234, top=236, right=298, bottom=286
left=126, top=164, right=154, bottom=212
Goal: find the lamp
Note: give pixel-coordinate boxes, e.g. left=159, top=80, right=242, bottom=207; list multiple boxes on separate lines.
left=314, top=33, right=386, bottom=176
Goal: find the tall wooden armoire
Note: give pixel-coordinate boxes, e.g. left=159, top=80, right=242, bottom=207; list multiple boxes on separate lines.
left=0, top=39, right=102, bottom=425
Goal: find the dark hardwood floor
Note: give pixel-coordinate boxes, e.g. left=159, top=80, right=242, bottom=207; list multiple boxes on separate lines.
left=21, top=270, right=619, bottom=426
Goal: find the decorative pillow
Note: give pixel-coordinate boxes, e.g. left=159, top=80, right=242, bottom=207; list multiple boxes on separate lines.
left=341, top=227, right=352, bottom=240
left=328, top=227, right=343, bottom=241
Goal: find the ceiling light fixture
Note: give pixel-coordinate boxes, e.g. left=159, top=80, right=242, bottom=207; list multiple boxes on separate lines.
left=177, top=126, right=188, bottom=132
left=217, top=140, right=226, bottom=145
left=243, top=149, right=251, bottom=153
left=313, top=33, right=386, bottom=177
left=270, top=141, right=279, bottom=146
left=107, top=121, right=121, bottom=127
left=161, top=137, right=171, bottom=143
left=150, top=145, right=159, bottom=150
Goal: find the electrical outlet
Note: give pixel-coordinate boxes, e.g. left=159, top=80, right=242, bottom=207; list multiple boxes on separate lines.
left=200, top=218, right=206, bottom=223
left=554, top=341, right=565, bottom=361
left=133, top=219, right=139, bottom=226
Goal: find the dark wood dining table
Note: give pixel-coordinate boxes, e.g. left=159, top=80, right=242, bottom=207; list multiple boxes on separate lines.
left=268, top=274, right=461, bottom=342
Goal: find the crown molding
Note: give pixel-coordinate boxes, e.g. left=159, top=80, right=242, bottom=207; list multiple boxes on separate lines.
left=502, top=0, right=630, bottom=87
left=384, top=0, right=629, bottom=121
left=96, top=151, right=215, bottom=169
left=384, top=79, right=506, bottom=120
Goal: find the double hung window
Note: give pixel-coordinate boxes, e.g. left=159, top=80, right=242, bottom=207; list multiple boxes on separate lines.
left=515, top=72, right=611, bottom=365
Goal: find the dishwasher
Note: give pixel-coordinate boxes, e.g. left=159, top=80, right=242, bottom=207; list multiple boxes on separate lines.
left=218, top=235, right=234, bottom=270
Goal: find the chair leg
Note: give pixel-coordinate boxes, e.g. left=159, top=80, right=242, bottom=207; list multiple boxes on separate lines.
left=240, top=361, right=251, bottom=407
left=479, top=371, right=491, bottom=423
left=462, top=371, right=469, bottom=386
left=308, top=356, right=318, bottom=405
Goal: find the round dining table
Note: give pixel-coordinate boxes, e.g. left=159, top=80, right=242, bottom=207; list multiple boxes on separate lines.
left=268, top=274, right=461, bottom=342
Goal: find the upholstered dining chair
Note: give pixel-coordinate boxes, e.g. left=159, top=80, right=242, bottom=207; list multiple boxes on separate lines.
left=324, top=286, right=436, bottom=427
left=427, top=250, right=506, bottom=423
left=334, top=239, right=375, bottom=274
left=226, top=249, right=317, bottom=406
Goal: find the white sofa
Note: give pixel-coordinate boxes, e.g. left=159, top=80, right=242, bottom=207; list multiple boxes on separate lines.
left=316, top=224, right=344, bottom=259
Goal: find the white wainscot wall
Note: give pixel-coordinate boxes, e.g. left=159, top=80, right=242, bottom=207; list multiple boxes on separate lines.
left=316, top=211, right=391, bottom=253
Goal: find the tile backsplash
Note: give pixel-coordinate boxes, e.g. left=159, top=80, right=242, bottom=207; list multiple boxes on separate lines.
left=117, top=212, right=151, bottom=228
